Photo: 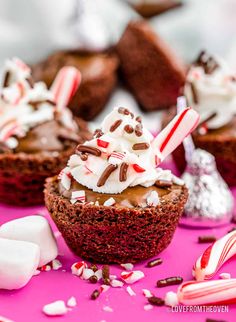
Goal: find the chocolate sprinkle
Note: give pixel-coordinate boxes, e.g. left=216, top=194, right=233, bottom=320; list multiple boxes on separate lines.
left=119, top=162, right=128, bottom=182
left=132, top=143, right=150, bottom=150
left=195, top=51, right=219, bottom=75
left=198, top=235, right=217, bottom=243
left=146, top=258, right=163, bottom=268
left=156, top=276, right=183, bottom=287
left=189, top=82, right=199, bottom=104
left=148, top=296, right=165, bottom=306
left=110, top=119, right=122, bottom=132
left=89, top=275, right=98, bottom=284
left=118, top=107, right=130, bottom=115
left=135, top=116, right=142, bottom=123
left=102, top=265, right=110, bottom=285
left=124, top=125, right=134, bottom=134
left=91, top=289, right=100, bottom=300
left=2, top=71, right=10, bottom=87
left=77, top=145, right=101, bottom=157
left=135, top=124, right=143, bottom=137
left=97, top=164, right=118, bottom=187
left=155, top=180, right=172, bottom=188
left=206, top=319, right=227, bottom=322
left=93, top=129, right=104, bottom=138
left=79, top=153, right=88, bottom=161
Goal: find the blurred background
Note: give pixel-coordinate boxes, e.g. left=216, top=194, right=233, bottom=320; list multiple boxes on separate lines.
left=0, top=0, right=236, bottom=64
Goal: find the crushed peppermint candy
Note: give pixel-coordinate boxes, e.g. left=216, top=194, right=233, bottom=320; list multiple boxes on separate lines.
left=33, top=269, right=41, bottom=276
left=219, top=273, right=231, bottom=279
left=71, top=261, right=87, bottom=277
left=146, top=191, right=159, bottom=207
left=52, top=259, right=62, bottom=270
left=81, top=268, right=94, bottom=280
left=108, top=152, right=125, bottom=165
left=144, top=304, right=154, bottom=311
left=0, top=316, right=14, bottom=322
left=103, top=306, right=114, bottom=313
left=42, top=300, right=68, bottom=316
left=67, top=296, right=77, bottom=308
left=121, top=270, right=145, bottom=284
left=126, top=286, right=136, bottom=296
left=110, top=279, right=124, bottom=288
left=70, top=190, right=86, bottom=204
left=58, top=168, right=71, bottom=190
left=142, top=289, right=153, bottom=298
left=40, top=264, right=51, bottom=272
left=120, top=263, right=134, bottom=271
left=103, top=197, right=116, bottom=206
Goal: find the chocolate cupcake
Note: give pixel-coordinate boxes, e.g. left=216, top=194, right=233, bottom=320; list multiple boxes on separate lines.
left=166, top=51, right=236, bottom=186
left=0, top=58, right=91, bottom=206
left=32, top=50, right=119, bottom=121
left=116, top=20, right=186, bottom=112
left=45, top=106, right=199, bottom=263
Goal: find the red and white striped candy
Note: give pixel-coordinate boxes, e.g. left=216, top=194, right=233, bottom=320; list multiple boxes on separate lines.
left=177, top=279, right=236, bottom=305
left=108, top=152, right=125, bottom=165
left=51, top=67, right=81, bottom=110
left=71, top=261, right=87, bottom=277
left=121, top=270, right=145, bottom=284
left=193, top=230, right=236, bottom=281
left=152, top=107, right=199, bottom=160
left=70, top=190, right=86, bottom=204
left=13, top=57, right=30, bottom=73
left=0, top=121, right=20, bottom=142
left=58, top=168, right=72, bottom=190
left=97, top=138, right=109, bottom=149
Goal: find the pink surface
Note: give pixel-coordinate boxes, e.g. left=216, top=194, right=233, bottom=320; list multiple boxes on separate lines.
left=0, top=162, right=236, bottom=322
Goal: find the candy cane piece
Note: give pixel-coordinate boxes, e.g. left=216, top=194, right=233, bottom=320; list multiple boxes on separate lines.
left=193, top=230, right=236, bottom=281
left=50, top=67, right=81, bottom=109
left=0, top=121, right=20, bottom=142
left=70, top=190, right=86, bottom=204
left=152, top=107, right=199, bottom=160
left=121, top=270, right=145, bottom=284
left=175, top=279, right=236, bottom=306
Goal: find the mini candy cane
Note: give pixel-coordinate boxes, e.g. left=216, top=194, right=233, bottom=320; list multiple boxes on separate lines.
left=152, top=107, right=199, bottom=160
left=50, top=67, right=81, bottom=110
left=193, top=230, right=236, bottom=281
left=166, top=279, right=236, bottom=306
left=121, top=270, right=145, bottom=284
left=177, top=96, right=196, bottom=163
left=108, top=152, right=125, bottom=165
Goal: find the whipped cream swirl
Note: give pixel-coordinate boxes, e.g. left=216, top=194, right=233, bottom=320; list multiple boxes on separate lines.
left=0, top=58, right=77, bottom=149
left=62, top=107, right=183, bottom=194
left=184, top=51, right=236, bottom=129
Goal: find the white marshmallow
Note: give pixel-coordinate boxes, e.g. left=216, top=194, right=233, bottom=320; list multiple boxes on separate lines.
left=0, top=238, right=40, bottom=290
left=0, top=215, right=58, bottom=267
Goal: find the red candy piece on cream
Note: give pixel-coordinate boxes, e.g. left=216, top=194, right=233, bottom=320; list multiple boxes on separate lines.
left=133, top=164, right=145, bottom=173
left=97, top=138, right=109, bottom=148
left=121, top=270, right=145, bottom=284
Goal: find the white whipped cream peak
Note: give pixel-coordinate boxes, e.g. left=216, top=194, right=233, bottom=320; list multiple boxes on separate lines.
left=63, top=107, right=183, bottom=194
left=0, top=58, right=77, bottom=148
left=184, top=52, right=236, bottom=129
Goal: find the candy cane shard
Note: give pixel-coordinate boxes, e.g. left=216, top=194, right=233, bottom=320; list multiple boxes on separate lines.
left=50, top=66, right=81, bottom=109
left=193, top=230, right=236, bottom=281
left=152, top=107, right=199, bottom=160
left=176, top=279, right=236, bottom=306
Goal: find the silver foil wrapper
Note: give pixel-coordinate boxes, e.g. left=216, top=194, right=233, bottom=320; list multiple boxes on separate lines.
left=180, top=149, right=234, bottom=228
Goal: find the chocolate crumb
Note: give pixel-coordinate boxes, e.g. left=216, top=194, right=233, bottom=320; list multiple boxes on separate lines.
left=110, top=119, right=122, bottom=132
left=102, top=265, right=110, bottom=285
left=124, top=125, right=134, bottom=134
left=91, top=289, right=100, bottom=300
left=89, top=275, right=98, bottom=284
left=148, top=296, right=165, bottom=306
left=119, top=162, right=128, bottom=182
left=157, top=276, right=183, bottom=287
left=198, top=235, right=216, bottom=243
left=90, top=264, right=98, bottom=272
left=155, top=180, right=172, bottom=188
left=97, top=164, right=118, bottom=187
left=132, top=143, right=150, bottom=150
left=189, top=82, right=199, bottom=104
left=76, top=145, right=101, bottom=157
left=146, top=258, right=163, bottom=268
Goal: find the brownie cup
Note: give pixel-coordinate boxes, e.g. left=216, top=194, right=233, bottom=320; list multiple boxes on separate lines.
left=166, top=51, right=236, bottom=186
left=44, top=106, right=197, bottom=263
left=130, top=0, right=182, bottom=18
left=32, top=50, right=119, bottom=121
left=0, top=58, right=91, bottom=206
left=45, top=176, right=187, bottom=263
left=116, top=20, right=186, bottom=111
